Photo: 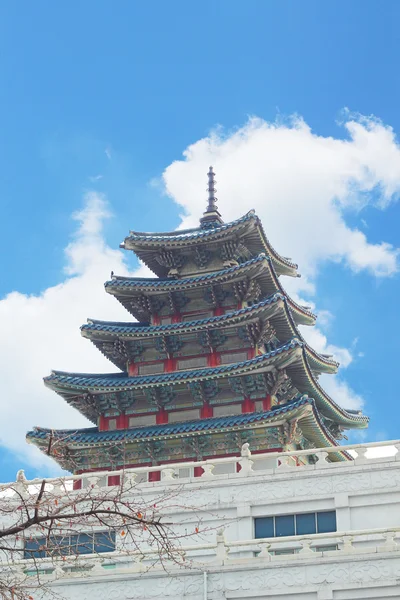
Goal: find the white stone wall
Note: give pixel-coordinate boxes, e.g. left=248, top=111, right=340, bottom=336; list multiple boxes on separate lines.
left=49, top=551, right=400, bottom=600
left=125, top=451, right=400, bottom=545
left=9, top=443, right=400, bottom=599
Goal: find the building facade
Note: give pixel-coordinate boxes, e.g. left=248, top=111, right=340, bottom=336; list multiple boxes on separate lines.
left=8, top=441, right=400, bottom=600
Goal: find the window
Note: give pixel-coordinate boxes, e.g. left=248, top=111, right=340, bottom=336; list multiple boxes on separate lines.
left=275, top=515, right=295, bottom=537
left=296, top=512, right=316, bottom=535
left=177, top=356, right=207, bottom=370
left=108, top=419, right=117, bottom=431
left=219, top=351, right=248, bottom=365
left=160, top=316, right=172, bottom=325
left=181, top=311, right=213, bottom=322
left=168, top=408, right=200, bottom=423
left=255, top=511, right=336, bottom=539
left=128, top=414, right=156, bottom=428
left=317, top=511, right=337, bottom=533
left=24, top=531, right=116, bottom=559
left=138, top=362, right=164, bottom=375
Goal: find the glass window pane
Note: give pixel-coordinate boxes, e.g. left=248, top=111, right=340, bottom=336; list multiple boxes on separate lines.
left=296, top=513, right=316, bottom=535
left=24, top=537, right=47, bottom=559
left=275, top=515, right=295, bottom=537
left=75, top=533, right=93, bottom=555
left=25, top=531, right=117, bottom=560
left=94, top=531, right=116, bottom=553
left=317, top=511, right=336, bottom=533
left=48, top=535, right=70, bottom=556
left=254, top=517, right=274, bottom=539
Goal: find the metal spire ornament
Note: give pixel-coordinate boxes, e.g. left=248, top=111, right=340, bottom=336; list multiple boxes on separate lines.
left=200, top=166, right=223, bottom=228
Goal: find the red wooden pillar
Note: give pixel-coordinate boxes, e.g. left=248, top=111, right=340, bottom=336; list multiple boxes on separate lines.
left=117, top=414, right=126, bottom=429
left=128, top=362, right=138, bottom=376
left=165, top=358, right=176, bottom=372
left=263, top=394, right=272, bottom=411
left=200, top=403, right=213, bottom=418
left=247, top=348, right=256, bottom=359
left=208, top=351, right=219, bottom=367
left=156, top=408, right=168, bottom=424
left=242, top=397, right=255, bottom=413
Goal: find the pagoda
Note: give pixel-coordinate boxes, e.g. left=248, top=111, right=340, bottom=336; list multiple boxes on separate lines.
left=27, top=168, right=368, bottom=474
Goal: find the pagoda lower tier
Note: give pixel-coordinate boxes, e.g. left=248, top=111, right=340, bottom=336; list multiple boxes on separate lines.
left=40, top=339, right=367, bottom=433
left=26, top=396, right=349, bottom=472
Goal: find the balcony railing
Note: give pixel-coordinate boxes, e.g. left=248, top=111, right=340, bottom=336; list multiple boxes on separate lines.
left=3, top=438, right=399, bottom=494
left=10, top=526, right=400, bottom=579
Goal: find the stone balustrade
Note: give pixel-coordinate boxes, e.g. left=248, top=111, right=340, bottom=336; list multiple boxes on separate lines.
left=10, top=525, right=400, bottom=580
left=2, top=438, right=399, bottom=495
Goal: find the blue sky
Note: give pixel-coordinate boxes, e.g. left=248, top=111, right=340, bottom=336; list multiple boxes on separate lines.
left=1, top=1, right=400, bottom=480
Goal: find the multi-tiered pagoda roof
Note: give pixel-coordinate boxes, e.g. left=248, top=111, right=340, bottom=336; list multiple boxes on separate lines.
left=27, top=167, right=368, bottom=472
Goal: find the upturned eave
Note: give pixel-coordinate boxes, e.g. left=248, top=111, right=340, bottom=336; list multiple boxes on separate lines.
left=122, top=211, right=298, bottom=278
left=81, top=294, right=338, bottom=374
left=43, top=340, right=366, bottom=428
left=105, top=255, right=316, bottom=326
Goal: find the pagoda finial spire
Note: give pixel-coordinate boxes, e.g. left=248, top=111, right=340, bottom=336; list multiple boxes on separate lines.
left=207, top=166, right=218, bottom=212
left=200, top=166, right=223, bottom=228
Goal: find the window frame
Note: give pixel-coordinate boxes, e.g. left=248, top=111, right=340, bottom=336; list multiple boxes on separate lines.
left=23, top=531, right=116, bottom=559
left=254, top=510, right=336, bottom=539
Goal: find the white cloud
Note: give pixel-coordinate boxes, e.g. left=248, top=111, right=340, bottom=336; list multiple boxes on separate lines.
left=299, top=325, right=352, bottom=369
left=319, top=376, right=364, bottom=413
left=0, top=192, right=133, bottom=469
left=161, top=113, right=400, bottom=411
left=163, top=115, right=400, bottom=281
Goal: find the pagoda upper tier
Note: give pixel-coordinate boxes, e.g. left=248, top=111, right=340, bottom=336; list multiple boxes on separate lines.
left=81, top=294, right=337, bottom=373
left=105, top=254, right=316, bottom=325
left=121, top=210, right=299, bottom=278
left=27, top=167, right=369, bottom=472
